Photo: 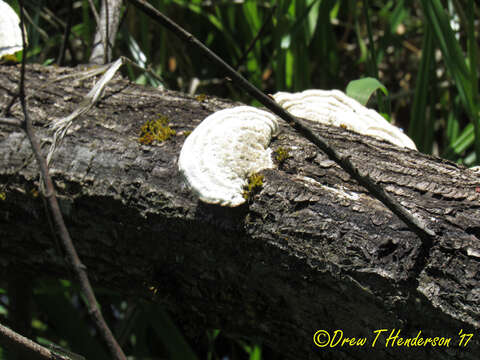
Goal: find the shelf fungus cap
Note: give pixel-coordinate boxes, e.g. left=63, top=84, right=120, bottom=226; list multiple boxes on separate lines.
left=0, top=1, right=23, bottom=57
left=178, top=106, right=279, bottom=207
left=273, top=89, right=416, bottom=150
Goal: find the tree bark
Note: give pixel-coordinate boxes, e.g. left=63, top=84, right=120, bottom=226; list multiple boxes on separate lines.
left=1, top=64, right=480, bottom=359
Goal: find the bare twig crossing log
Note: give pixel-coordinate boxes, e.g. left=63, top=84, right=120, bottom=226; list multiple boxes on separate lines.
left=14, top=5, right=127, bottom=358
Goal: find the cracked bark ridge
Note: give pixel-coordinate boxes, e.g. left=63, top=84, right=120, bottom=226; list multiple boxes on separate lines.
left=1, top=64, right=480, bottom=359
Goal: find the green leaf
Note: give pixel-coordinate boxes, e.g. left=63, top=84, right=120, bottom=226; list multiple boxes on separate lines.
left=249, top=344, right=262, bottom=360
left=388, top=0, right=407, bottom=34
left=243, top=1, right=261, bottom=32
left=442, top=123, right=475, bottom=159
left=285, top=49, right=293, bottom=88
left=306, top=0, right=321, bottom=44
left=346, top=77, right=388, bottom=106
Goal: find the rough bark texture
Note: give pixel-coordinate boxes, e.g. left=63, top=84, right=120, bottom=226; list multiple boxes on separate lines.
left=1, top=64, right=480, bottom=359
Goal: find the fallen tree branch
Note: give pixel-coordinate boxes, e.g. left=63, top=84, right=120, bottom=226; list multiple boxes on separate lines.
left=1, top=64, right=480, bottom=359
left=126, top=0, right=436, bottom=256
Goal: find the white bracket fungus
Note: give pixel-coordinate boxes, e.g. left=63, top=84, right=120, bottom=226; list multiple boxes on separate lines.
left=178, top=106, right=279, bottom=207
left=179, top=89, right=416, bottom=207
left=0, top=1, right=23, bottom=57
left=273, top=89, right=416, bottom=150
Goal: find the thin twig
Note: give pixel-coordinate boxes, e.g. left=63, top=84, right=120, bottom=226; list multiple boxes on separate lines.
left=0, top=117, right=23, bottom=127
left=0, top=322, right=71, bottom=360
left=121, top=55, right=166, bottom=87
left=127, top=0, right=436, bottom=246
left=17, top=2, right=127, bottom=360
left=88, top=0, right=103, bottom=33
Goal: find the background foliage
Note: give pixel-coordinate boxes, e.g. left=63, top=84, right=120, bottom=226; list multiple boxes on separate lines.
left=2, top=0, right=479, bottom=359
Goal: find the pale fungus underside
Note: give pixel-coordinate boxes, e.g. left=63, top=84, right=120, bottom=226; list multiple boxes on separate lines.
left=178, top=90, right=416, bottom=207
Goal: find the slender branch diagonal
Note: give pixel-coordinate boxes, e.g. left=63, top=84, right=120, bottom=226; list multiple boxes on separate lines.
left=15, top=2, right=127, bottom=360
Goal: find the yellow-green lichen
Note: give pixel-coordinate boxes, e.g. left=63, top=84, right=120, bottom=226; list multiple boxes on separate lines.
left=0, top=191, right=6, bottom=201
left=275, top=146, right=292, bottom=164
left=195, top=94, right=207, bottom=102
left=183, top=130, right=192, bottom=137
left=0, top=53, right=20, bottom=64
left=139, top=115, right=176, bottom=145
left=242, top=173, right=264, bottom=200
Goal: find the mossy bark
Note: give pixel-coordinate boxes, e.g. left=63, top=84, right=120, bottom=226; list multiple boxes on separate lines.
left=1, top=64, right=480, bottom=359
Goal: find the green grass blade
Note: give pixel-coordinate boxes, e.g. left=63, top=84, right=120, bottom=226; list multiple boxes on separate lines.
left=172, top=0, right=240, bottom=59
left=293, top=41, right=310, bottom=90
left=467, top=0, right=480, bottom=164
left=388, top=0, right=407, bottom=34
left=354, top=18, right=368, bottom=64
left=421, top=0, right=480, bottom=162
left=289, top=0, right=321, bottom=45
left=420, top=0, right=474, bottom=117
left=275, top=0, right=322, bottom=90
left=408, top=24, right=434, bottom=152
left=310, top=0, right=338, bottom=89
left=285, top=49, right=293, bottom=88
left=249, top=344, right=262, bottom=360
left=305, top=0, right=321, bottom=44
left=467, top=0, right=478, bottom=102
left=243, top=1, right=261, bottom=32
left=442, top=123, right=475, bottom=159
left=446, top=102, right=460, bottom=144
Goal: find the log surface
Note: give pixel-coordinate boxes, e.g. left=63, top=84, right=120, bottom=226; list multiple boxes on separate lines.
left=1, top=64, right=480, bottom=359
